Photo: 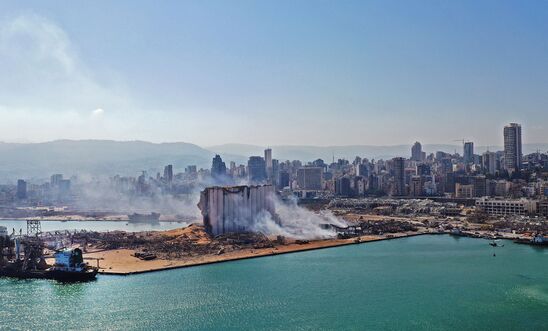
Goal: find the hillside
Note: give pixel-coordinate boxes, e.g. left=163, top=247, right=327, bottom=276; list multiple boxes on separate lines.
left=0, top=140, right=214, bottom=181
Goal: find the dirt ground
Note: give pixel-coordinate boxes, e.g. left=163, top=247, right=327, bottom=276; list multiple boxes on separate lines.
left=80, top=231, right=430, bottom=275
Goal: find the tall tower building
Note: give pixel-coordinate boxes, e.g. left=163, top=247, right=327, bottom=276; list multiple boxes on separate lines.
left=50, top=174, right=63, bottom=187
left=392, top=157, right=406, bottom=196
left=211, top=155, right=227, bottom=180
left=264, top=148, right=273, bottom=181
left=482, top=151, right=497, bottom=175
left=411, top=142, right=423, bottom=161
left=163, top=164, right=173, bottom=182
left=296, top=167, right=323, bottom=190
left=248, top=156, right=267, bottom=183
left=17, top=179, right=27, bottom=200
left=503, top=123, right=522, bottom=173
left=463, top=142, right=474, bottom=164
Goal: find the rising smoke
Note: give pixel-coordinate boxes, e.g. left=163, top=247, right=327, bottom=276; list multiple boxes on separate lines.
left=72, top=176, right=202, bottom=218
left=252, top=196, right=347, bottom=240
left=73, top=174, right=346, bottom=240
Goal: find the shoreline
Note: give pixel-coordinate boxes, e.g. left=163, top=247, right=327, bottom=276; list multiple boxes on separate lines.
left=93, top=231, right=445, bottom=276
left=92, top=228, right=540, bottom=276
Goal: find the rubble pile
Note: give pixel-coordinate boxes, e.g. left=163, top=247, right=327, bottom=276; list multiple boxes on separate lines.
left=358, top=220, right=419, bottom=235
left=491, top=218, right=548, bottom=234
left=328, top=198, right=460, bottom=216
left=80, top=224, right=275, bottom=260
left=91, top=231, right=150, bottom=250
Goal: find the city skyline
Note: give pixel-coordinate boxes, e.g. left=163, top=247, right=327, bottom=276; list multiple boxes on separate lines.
left=1, top=1, right=547, bottom=146
left=1, top=2, right=547, bottom=328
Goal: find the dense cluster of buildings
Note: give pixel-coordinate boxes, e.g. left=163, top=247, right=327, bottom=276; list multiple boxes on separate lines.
left=1, top=122, right=547, bottom=219
left=213, top=123, right=545, bottom=197
left=0, top=174, right=73, bottom=206
left=199, top=123, right=548, bottom=218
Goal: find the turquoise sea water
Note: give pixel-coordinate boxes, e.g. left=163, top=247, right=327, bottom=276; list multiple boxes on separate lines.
left=1, top=235, right=547, bottom=330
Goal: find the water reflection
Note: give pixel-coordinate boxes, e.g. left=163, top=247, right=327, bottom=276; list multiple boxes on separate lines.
left=50, top=281, right=89, bottom=298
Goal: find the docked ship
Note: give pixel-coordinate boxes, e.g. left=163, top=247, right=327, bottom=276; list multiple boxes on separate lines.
left=1, top=227, right=97, bottom=282
left=128, top=212, right=161, bottom=223
left=0, top=261, right=49, bottom=279
left=0, top=249, right=98, bottom=282
left=0, top=234, right=50, bottom=279
left=514, top=234, right=548, bottom=247
left=46, top=248, right=98, bottom=282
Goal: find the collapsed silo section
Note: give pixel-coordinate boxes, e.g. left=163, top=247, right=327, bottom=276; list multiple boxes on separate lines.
left=198, top=185, right=276, bottom=236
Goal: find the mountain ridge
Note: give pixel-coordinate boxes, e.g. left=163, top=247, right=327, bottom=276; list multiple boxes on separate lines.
left=1, top=140, right=546, bottom=182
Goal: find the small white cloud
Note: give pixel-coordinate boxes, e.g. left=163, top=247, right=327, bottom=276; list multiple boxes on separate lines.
left=92, top=108, right=105, bottom=116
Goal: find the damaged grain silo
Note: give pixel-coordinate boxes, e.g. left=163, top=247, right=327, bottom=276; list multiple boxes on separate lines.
left=198, top=185, right=276, bottom=235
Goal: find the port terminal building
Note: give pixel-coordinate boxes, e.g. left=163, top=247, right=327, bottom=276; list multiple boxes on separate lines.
left=475, top=197, right=537, bottom=216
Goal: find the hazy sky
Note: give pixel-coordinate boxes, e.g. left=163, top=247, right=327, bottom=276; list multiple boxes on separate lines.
left=0, top=1, right=547, bottom=146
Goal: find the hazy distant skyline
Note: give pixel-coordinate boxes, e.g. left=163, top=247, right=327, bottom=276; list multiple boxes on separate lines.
left=0, top=1, right=547, bottom=146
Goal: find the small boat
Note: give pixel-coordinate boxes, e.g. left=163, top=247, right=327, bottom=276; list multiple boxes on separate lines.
left=489, top=240, right=504, bottom=247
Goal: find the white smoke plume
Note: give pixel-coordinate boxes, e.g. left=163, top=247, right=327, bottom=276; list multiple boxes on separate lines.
left=74, top=174, right=346, bottom=240
left=71, top=176, right=203, bottom=219
left=252, top=196, right=347, bottom=240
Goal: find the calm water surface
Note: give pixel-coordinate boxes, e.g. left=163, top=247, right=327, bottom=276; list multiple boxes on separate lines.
left=0, top=235, right=546, bottom=330
left=0, top=220, right=186, bottom=233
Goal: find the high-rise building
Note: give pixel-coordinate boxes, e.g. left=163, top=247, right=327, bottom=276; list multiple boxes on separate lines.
left=410, top=176, right=423, bottom=197
left=444, top=172, right=456, bottom=194
left=59, top=179, right=71, bottom=197
left=335, top=177, right=352, bottom=196
left=504, top=123, right=522, bottom=173
left=185, top=165, right=197, bottom=174
left=264, top=148, right=273, bottom=180
left=271, top=159, right=280, bottom=187
left=277, top=171, right=290, bottom=189
left=50, top=174, right=63, bottom=187
left=248, top=156, right=267, bottom=183
left=411, top=142, right=423, bottom=161
left=440, top=158, right=453, bottom=175
left=463, top=142, right=474, bottom=164
left=455, top=183, right=474, bottom=198
left=482, top=151, right=497, bottom=175
left=211, top=155, right=227, bottom=180
left=16, top=179, right=27, bottom=200
left=296, top=167, right=323, bottom=190
left=356, top=163, right=369, bottom=177
left=163, top=164, right=173, bottom=182
left=472, top=175, right=487, bottom=197
left=416, top=164, right=431, bottom=176
left=392, top=157, right=406, bottom=196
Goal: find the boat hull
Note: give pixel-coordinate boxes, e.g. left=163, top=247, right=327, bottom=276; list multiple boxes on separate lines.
left=46, top=269, right=98, bottom=282
left=0, top=268, right=98, bottom=282
left=0, top=268, right=48, bottom=279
